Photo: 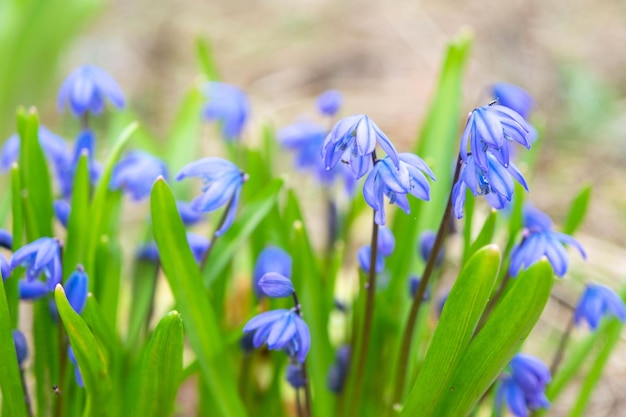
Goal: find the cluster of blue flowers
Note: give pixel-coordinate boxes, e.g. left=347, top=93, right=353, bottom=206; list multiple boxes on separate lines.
left=496, top=354, right=551, bottom=417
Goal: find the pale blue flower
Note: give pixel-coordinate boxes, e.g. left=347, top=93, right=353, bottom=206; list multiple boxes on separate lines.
left=419, top=230, right=444, bottom=265
left=317, top=90, right=343, bottom=117
left=176, top=201, right=204, bottom=226
left=65, top=266, right=88, bottom=314
left=258, top=273, right=294, bottom=298
left=491, top=83, right=535, bottom=120
left=202, top=82, right=250, bottom=141
left=253, top=247, right=292, bottom=298
left=110, top=150, right=168, bottom=201
left=57, top=65, right=125, bottom=116
left=574, top=284, right=626, bottom=330
left=377, top=226, right=395, bottom=257
left=176, top=157, right=247, bottom=236
left=54, top=200, right=71, bottom=228
left=496, top=354, right=551, bottom=417
left=357, top=246, right=384, bottom=274
left=10, top=237, right=61, bottom=290
left=286, top=363, right=305, bottom=388
left=60, top=129, right=101, bottom=197
left=137, top=233, right=209, bottom=264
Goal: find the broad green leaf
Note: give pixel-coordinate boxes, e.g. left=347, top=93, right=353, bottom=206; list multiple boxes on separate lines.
left=401, top=245, right=500, bottom=416
left=203, top=178, right=283, bottom=288
left=131, top=311, right=184, bottom=417
left=54, top=285, right=112, bottom=417
left=464, top=210, right=498, bottom=263
left=387, top=30, right=473, bottom=303
left=64, top=153, right=90, bottom=280
left=150, top=179, right=247, bottom=417
left=562, top=185, right=592, bottom=235
left=94, top=236, right=122, bottom=327
left=433, top=260, right=554, bottom=417
left=0, top=278, right=28, bottom=417
left=196, top=36, right=220, bottom=81
left=82, top=294, right=124, bottom=361
left=7, top=165, right=22, bottom=326
left=125, top=260, right=159, bottom=350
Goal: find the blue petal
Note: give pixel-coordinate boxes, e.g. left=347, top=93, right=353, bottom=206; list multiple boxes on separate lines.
left=377, top=227, right=395, bottom=257
left=258, top=272, right=294, bottom=298
left=294, top=316, right=311, bottom=363
left=65, top=267, right=88, bottom=314
left=243, top=309, right=288, bottom=333
left=19, top=280, right=49, bottom=300
left=214, top=185, right=242, bottom=236
left=266, top=313, right=296, bottom=349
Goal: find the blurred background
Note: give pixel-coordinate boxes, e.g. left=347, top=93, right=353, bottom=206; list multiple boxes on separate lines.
left=2, top=0, right=626, bottom=415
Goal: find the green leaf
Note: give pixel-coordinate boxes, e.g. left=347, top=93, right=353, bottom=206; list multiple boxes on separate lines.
left=0, top=278, right=28, bottom=417
left=150, top=178, right=247, bottom=417
left=203, top=178, right=283, bottom=288
left=82, top=294, right=124, bottom=361
left=54, top=285, right=112, bottom=417
left=401, top=245, right=501, bottom=416
left=7, top=165, right=22, bottom=326
left=195, top=36, right=220, bottom=81
left=64, top=152, right=90, bottom=280
left=463, top=210, right=498, bottom=263
left=131, top=311, right=184, bottom=417
left=562, top=185, right=592, bottom=235
left=433, top=260, right=554, bottom=417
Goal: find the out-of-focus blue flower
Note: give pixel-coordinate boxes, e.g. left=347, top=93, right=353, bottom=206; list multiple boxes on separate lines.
left=317, top=90, right=343, bottom=117
left=253, top=247, right=292, bottom=298
left=436, top=293, right=448, bottom=318
left=65, top=266, right=88, bottom=314
left=57, top=65, right=125, bottom=117
left=110, top=150, right=168, bottom=201
left=176, top=201, right=204, bottom=226
left=452, top=154, right=528, bottom=219
left=491, top=83, right=535, bottom=120
left=137, top=233, right=209, bottom=265
left=574, top=284, right=626, bottom=330
left=418, top=230, right=444, bottom=265
left=1, top=253, right=10, bottom=281
left=243, top=309, right=311, bottom=363
left=258, top=273, right=294, bottom=298
left=322, top=114, right=399, bottom=179
left=19, top=280, right=50, bottom=300
left=0, top=229, right=13, bottom=250
left=328, top=345, right=350, bottom=393
left=54, top=200, right=71, bottom=228
left=176, top=157, right=247, bottom=236
left=279, top=120, right=356, bottom=194
left=12, top=330, right=28, bottom=365
left=136, top=243, right=160, bottom=263
left=68, top=346, right=84, bottom=387
left=202, top=82, right=250, bottom=141
left=408, top=276, right=430, bottom=300
left=357, top=246, right=384, bottom=274
left=363, top=153, right=435, bottom=225
left=496, top=354, right=551, bottom=417
left=10, top=237, right=61, bottom=290
left=377, top=226, right=395, bottom=257
left=509, top=205, right=586, bottom=277
left=239, top=331, right=256, bottom=354
left=459, top=104, right=531, bottom=172
left=286, top=363, right=306, bottom=388
left=60, top=129, right=102, bottom=197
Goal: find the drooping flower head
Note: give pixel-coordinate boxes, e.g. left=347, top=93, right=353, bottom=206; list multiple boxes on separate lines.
left=328, top=345, right=351, bottom=393
left=574, top=284, right=626, bottom=330
left=258, top=273, right=295, bottom=298
left=176, top=157, right=247, bottom=236
left=496, top=354, right=551, bottom=417
left=322, top=114, right=399, bottom=179
left=253, top=247, right=292, bottom=298
left=317, top=90, right=343, bottom=117
left=202, top=82, right=250, bottom=141
left=509, top=205, right=586, bottom=277
left=110, top=150, right=168, bottom=201
left=286, top=363, right=306, bottom=388
left=491, top=83, right=536, bottom=120
left=377, top=226, right=395, bottom=257
left=418, top=230, right=444, bottom=265
left=363, top=153, right=435, bottom=225
left=243, top=309, right=311, bottom=363
left=10, top=237, right=62, bottom=292
left=57, top=65, right=125, bottom=117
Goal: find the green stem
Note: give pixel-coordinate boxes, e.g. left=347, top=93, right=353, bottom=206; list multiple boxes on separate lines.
left=474, top=271, right=512, bottom=336
left=199, top=195, right=235, bottom=271
left=550, top=315, right=575, bottom=377
left=292, top=292, right=312, bottom=417
left=392, top=155, right=462, bottom=407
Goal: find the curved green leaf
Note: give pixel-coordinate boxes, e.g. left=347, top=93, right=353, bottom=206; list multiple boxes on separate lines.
left=563, top=185, right=592, bottom=235
left=64, top=153, right=90, bottom=280
left=401, top=245, right=501, bottom=416
left=132, top=311, right=184, bottom=417
left=150, top=178, right=247, bottom=417
left=54, top=285, right=112, bottom=417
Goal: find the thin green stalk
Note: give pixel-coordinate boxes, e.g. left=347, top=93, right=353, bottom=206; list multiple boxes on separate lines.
left=392, top=155, right=462, bottom=406
left=291, top=292, right=312, bottom=417
left=550, top=316, right=575, bottom=376
left=200, top=193, right=236, bottom=271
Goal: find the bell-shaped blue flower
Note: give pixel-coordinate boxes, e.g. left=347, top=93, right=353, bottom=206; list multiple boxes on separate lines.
left=357, top=246, right=384, bottom=274
left=377, top=226, right=395, bottom=257
left=243, top=308, right=311, bottom=363
left=574, top=284, right=626, bottom=330
left=110, top=150, right=168, bottom=201
left=202, top=82, right=250, bottom=141
left=509, top=205, right=586, bottom=277
left=317, top=90, right=343, bottom=117
left=176, top=157, right=247, bottom=236
left=60, top=130, right=101, bottom=197
left=258, top=273, right=294, bottom=298
left=496, top=354, right=551, bottom=417
left=10, top=237, right=62, bottom=290
left=65, top=266, right=88, bottom=314
left=459, top=103, right=531, bottom=172
left=176, top=201, right=205, bottom=226
left=328, top=345, right=350, bottom=393
left=491, top=83, right=535, bottom=120
left=12, top=330, right=28, bottom=365
left=57, top=65, right=125, bottom=116
left=286, top=363, right=306, bottom=388
left=363, top=153, right=435, bottom=225
left=322, top=114, right=399, bottom=179
left=253, top=247, right=292, bottom=298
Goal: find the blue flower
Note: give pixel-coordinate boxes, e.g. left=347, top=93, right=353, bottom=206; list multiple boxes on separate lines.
left=408, top=276, right=430, bottom=300
left=253, top=247, right=292, bottom=298
left=176, top=157, right=247, bottom=236
left=19, top=280, right=50, bottom=300
left=322, top=114, right=399, bottom=179
left=243, top=309, right=311, bottom=363
left=491, top=83, right=535, bottom=120
left=12, top=330, right=28, bottom=366
left=54, top=200, right=71, bottom=228
left=1, top=253, right=10, bottom=281
left=363, top=153, right=435, bottom=225
left=137, top=232, right=209, bottom=264
left=258, top=273, right=294, bottom=298
left=286, top=363, right=306, bottom=388
left=452, top=153, right=528, bottom=219
left=202, top=82, right=250, bottom=141
left=65, top=266, right=88, bottom=314
left=68, top=346, right=84, bottom=387
left=317, top=90, right=343, bottom=117
left=57, top=65, right=125, bottom=116
left=328, top=345, right=350, bottom=393
left=496, top=354, right=551, bottom=417
left=459, top=104, right=531, bottom=172
left=0, top=229, right=12, bottom=250
left=110, top=150, right=168, bottom=201
left=10, top=237, right=62, bottom=290
left=357, top=245, right=384, bottom=274
left=574, top=284, right=626, bottom=330
left=509, top=205, right=586, bottom=277
left=176, top=201, right=204, bottom=226
left=61, top=129, right=101, bottom=197
left=418, top=230, right=444, bottom=265
left=377, top=226, right=395, bottom=257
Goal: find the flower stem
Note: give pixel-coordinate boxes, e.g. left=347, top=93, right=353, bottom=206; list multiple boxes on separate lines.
left=550, top=315, right=575, bottom=376
left=295, top=386, right=304, bottom=417
left=80, top=113, right=89, bottom=131
left=392, top=155, right=462, bottom=407
left=199, top=195, right=235, bottom=270
left=292, top=292, right=312, bottom=417
left=474, top=271, right=511, bottom=336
